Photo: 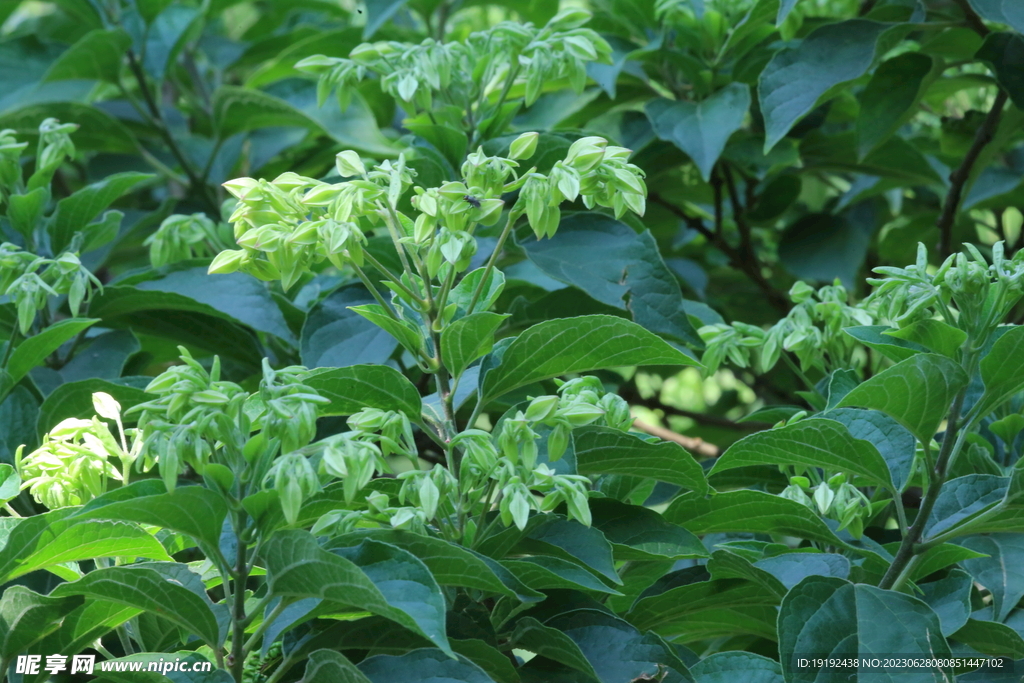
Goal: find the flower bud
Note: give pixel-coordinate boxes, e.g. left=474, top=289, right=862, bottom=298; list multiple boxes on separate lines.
left=813, top=484, right=835, bottom=515
left=509, top=132, right=540, bottom=160
left=336, top=150, right=366, bottom=178
left=525, top=395, right=559, bottom=422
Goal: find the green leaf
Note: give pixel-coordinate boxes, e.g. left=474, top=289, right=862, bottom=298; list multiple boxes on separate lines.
left=301, top=286, right=400, bottom=368
left=304, top=365, right=422, bottom=421
left=451, top=639, right=521, bottom=683
left=7, top=186, right=48, bottom=239
left=143, top=4, right=200, bottom=81
left=43, top=28, right=131, bottom=83
left=299, top=650, right=372, bottom=683
left=778, top=576, right=952, bottom=681
left=442, top=312, right=509, bottom=377
left=664, top=490, right=850, bottom=547
left=906, top=542, right=987, bottom=582
left=0, top=508, right=167, bottom=583
left=262, top=530, right=452, bottom=655
left=518, top=516, right=621, bottom=584
left=501, top=556, right=622, bottom=595
left=519, top=609, right=693, bottom=683
left=978, top=326, right=1024, bottom=415
left=923, top=474, right=1008, bottom=541
left=843, top=325, right=929, bottom=363
left=518, top=214, right=701, bottom=347
left=626, top=567, right=779, bottom=639
left=480, top=315, right=698, bottom=404
left=38, top=599, right=141, bottom=659
left=710, top=417, right=894, bottom=490
left=951, top=619, right=1024, bottom=659
left=213, top=85, right=322, bottom=138
left=590, top=498, right=708, bottom=561
left=777, top=210, right=875, bottom=289
left=0, top=464, right=19, bottom=503
left=882, top=319, right=966, bottom=358
left=818, top=408, right=916, bottom=491
left=363, top=0, right=410, bottom=38
left=328, top=529, right=543, bottom=603
left=837, top=353, right=968, bottom=443
left=349, top=304, right=424, bottom=357
left=968, top=0, right=1024, bottom=34
left=977, top=33, right=1024, bottom=109
left=918, top=569, right=972, bottom=637
left=51, top=565, right=224, bottom=647
left=0, top=586, right=82, bottom=661
left=706, top=551, right=788, bottom=599
left=50, top=172, right=153, bottom=253
left=37, top=378, right=149, bottom=439
left=1, top=386, right=39, bottom=464
left=573, top=426, right=709, bottom=494
left=448, top=268, right=505, bottom=319
left=753, top=552, right=852, bottom=591
left=7, top=318, right=98, bottom=383
left=690, top=652, right=783, bottom=683
left=74, top=480, right=229, bottom=551
left=856, top=52, right=937, bottom=157
left=959, top=533, right=1024, bottom=622
left=60, top=329, right=140, bottom=384
left=358, top=648, right=495, bottom=683
left=508, top=616, right=599, bottom=680
left=760, top=20, right=906, bottom=151
left=645, top=84, right=751, bottom=181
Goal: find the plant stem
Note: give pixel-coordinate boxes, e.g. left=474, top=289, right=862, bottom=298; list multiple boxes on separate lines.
left=243, top=600, right=288, bottom=655
left=466, top=212, right=519, bottom=315
left=230, top=517, right=249, bottom=683
left=2, top=503, right=20, bottom=518
left=878, top=389, right=968, bottom=590
left=937, top=89, right=1009, bottom=258
left=361, top=251, right=423, bottom=305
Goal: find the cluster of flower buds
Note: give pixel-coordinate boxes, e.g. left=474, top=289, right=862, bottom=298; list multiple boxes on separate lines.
left=872, top=242, right=1024, bottom=340
left=0, top=128, right=28, bottom=197
left=145, top=213, right=228, bottom=267
left=0, top=242, right=103, bottom=334
left=520, top=137, right=647, bottom=239
left=131, top=349, right=251, bottom=491
left=1, top=119, right=77, bottom=207
left=16, top=393, right=139, bottom=509
left=700, top=280, right=876, bottom=375
left=780, top=473, right=872, bottom=538
left=296, top=10, right=610, bottom=121
left=398, top=464, right=457, bottom=522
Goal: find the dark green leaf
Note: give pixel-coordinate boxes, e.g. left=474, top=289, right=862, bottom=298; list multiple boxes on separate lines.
left=304, top=364, right=421, bottom=420
left=818, top=408, right=916, bottom=491
left=690, top=652, right=783, bottom=683
left=520, top=517, right=620, bottom=584
left=502, top=556, right=622, bottom=595
left=923, top=474, right=1007, bottom=541
left=143, top=4, right=200, bottom=81
left=573, top=426, right=709, bottom=494
left=959, top=533, right=1024, bottom=621
left=837, top=353, right=968, bottom=443
left=856, top=52, right=936, bottom=157
left=977, top=33, right=1024, bottom=109
left=883, top=319, right=966, bottom=359
left=710, top=417, right=894, bottom=490
left=951, top=619, right=1024, bottom=659
left=299, top=649, right=372, bottom=683
left=590, top=498, right=707, bottom=561
left=760, top=20, right=905, bottom=151
left=519, top=214, right=701, bottom=347
left=843, top=325, right=929, bottom=363
left=978, top=326, right=1024, bottom=415
left=442, top=312, right=508, bottom=377
left=301, top=286, right=399, bottom=368
left=51, top=565, right=224, bottom=647
left=50, top=172, right=153, bottom=253
left=262, top=530, right=452, bottom=654
left=74, top=480, right=229, bottom=550
left=37, top=378, right=149, bottom=438
left=918, top=569, right=972, bottom=637
left=645, top=84, right=751, bottom=181
left=7, top=318, right=98, bottom=383
left=480, top=315, right=698, bottom=404
left=664, top=490, right=850, bottom=547
left=0, top=586, right=82, bottom=661
left=44, top=28, right=131, bottom=83
left=358, top=648, right=494, bottom=683
left=778, top=576, right=952, bottom=681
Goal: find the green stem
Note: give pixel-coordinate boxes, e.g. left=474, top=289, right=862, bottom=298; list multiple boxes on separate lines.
left=2, top=503, right=20, bottom=518
left=466, top=212, right=519, bottom=316
left=230, top=516, right=249, bottom=683
left=262, top=651, right=299, bottom=683
left=361, top=251, right=423, bottom=306
left=242, top=600, right=288, bottom=655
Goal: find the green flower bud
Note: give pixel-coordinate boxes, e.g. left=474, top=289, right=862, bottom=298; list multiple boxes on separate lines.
left=208, top=249, right=247, bottom=275
left=558, top=401, right=605, bottom=427
left=546, top=421, right=571, bottom=462
left=336, top=150, right=366, bottom=178
left=525, top=395, right=560, bottom=422
left=273, top=452, right=321, bottom=524
left=780, top=483, right=812, bottom=507
left=509, top=132, right=540, bottom=160
left=812, top=484, right=835, bottom=515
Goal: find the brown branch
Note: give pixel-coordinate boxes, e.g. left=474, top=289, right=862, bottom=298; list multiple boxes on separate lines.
left=632, top=419, right=720, bottom=458
left=952, top=0, right=991, bottom=37
left=937, top=90, right=1009, bottom=258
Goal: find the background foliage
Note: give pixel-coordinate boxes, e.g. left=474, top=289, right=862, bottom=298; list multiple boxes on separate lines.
left=2, top=0, right=1024, bottom=681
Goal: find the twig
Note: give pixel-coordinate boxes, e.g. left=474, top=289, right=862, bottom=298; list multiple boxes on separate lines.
left=632, top=419, right=720, bottom=458
left=952, top=0, right=991, bottom=37
left=936, top=90, right=1009, bottom=258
